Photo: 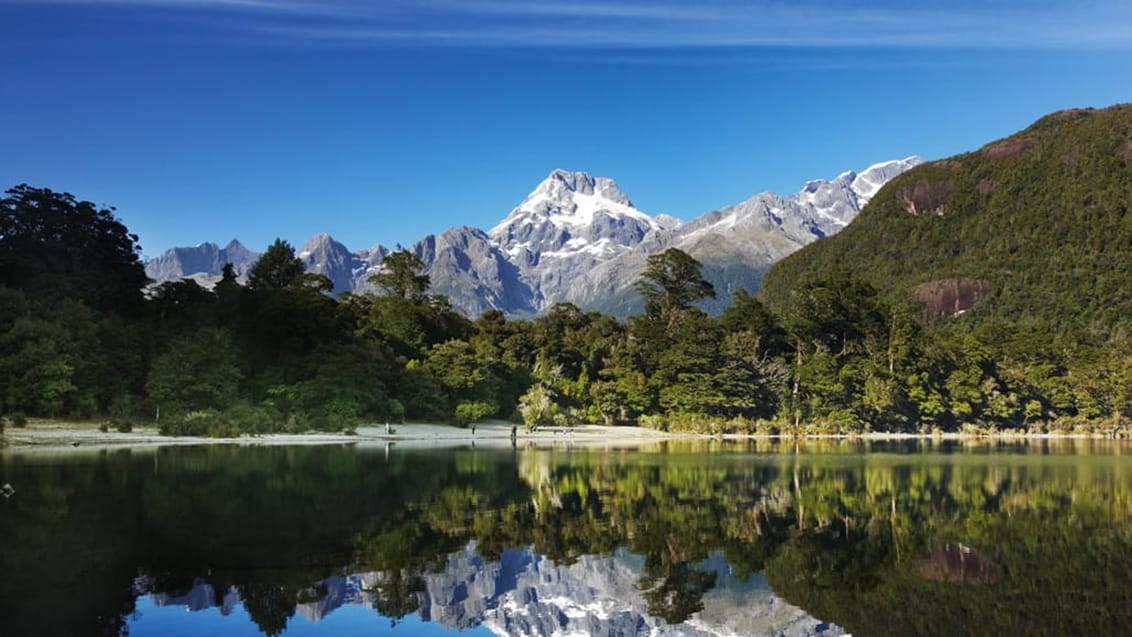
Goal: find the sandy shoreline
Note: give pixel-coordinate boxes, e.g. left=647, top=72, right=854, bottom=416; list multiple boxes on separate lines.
left=1, top=420, right=686, bottom=454
left=3, top=419, right=1125, bottom=456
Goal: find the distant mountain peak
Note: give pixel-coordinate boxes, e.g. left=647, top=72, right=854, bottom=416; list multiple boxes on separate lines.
left=298, top=232, right=339, bottom=253
left=539, top=168, right=629, bottom=202
left=537, top=169, right=633, bottom=207
left=851, top=156, right=923, bottom=204
left=490, top=169, right=653, bottom=242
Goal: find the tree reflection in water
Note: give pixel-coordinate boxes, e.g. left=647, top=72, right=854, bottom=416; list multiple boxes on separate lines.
left=2, top=439, right=1132, bottom=636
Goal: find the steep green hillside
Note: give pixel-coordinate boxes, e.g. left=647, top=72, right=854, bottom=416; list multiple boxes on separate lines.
left=761, top=105, right=1132, bottom=336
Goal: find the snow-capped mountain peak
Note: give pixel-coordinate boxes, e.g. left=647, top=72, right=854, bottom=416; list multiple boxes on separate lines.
left=528, top=168, right=632, bottom=206
left=489, top=170, right=657, bottom=240
left=488, top=169, right=664, bottom=274
left=851, top=156, right=923, bottom=204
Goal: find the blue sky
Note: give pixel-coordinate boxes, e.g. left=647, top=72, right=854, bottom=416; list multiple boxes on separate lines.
left=2, top=0, right=1131, bottom=257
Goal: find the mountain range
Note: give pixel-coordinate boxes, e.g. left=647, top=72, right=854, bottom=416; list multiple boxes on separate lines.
left=145, top=158, right=921, bottom=317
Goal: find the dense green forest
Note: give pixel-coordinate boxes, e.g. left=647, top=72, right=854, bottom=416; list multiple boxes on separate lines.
left=2, top=107, right=1130, bottom=436
left=757, top=105, right=1132, bottom=433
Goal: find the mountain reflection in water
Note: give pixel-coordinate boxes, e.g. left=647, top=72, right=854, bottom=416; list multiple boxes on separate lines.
left=2, top=439, right=1132, bottom=636
left=133, top=545, right=837, bottom=636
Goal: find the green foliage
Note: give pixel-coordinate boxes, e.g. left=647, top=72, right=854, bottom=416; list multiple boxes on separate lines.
left=369, top=249, right=430, bottom=301
left=518, top=384, right=559, bottom=430
left=225, top=403, right=280, bottom=435
left=147, top=328, right=242, bottom=413
left=160, top=409, right=219, bottom=437
left=386, top=399, right=406, bottom=423
left=454, top=401, right=496, bottom=425
left=634, top=247, right=715, bottom=317
left=0, top=184, right=147, bottom=315
left=247, top=238, right=307, bottom=291
left=765, top=108, right=1132, bottom=331
left=312, top=398, right=363, bottom=433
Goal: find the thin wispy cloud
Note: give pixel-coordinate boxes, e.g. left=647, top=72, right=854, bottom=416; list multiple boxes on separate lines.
left=14, top=0, right=1132, bottom=50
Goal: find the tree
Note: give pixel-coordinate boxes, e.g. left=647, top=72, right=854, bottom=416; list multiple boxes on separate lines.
left=240, top=582, right=296, bottom=637
left=246, top=239, right=306, bottom=291
left=419, top=339, right=502, bottom=419
left=634, top=248, right=715, bottom=317
left=0, top=184, right=147, bottom=314
left=146, top=328, right=242, bottom=413
left=719, top=290, right=789, bottom=359
left=518, top=383, right=559, bottom=430
left=370, top=249, right=430, bottom=301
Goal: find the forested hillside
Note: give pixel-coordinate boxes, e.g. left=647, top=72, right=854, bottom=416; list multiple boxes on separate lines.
left=758, top=105, right=1132, bottom=431
left=761, top=105, right=1132, bottom=332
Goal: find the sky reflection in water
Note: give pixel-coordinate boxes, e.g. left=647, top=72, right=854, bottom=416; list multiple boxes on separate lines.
left=3, top=438, right=1132, bottom=636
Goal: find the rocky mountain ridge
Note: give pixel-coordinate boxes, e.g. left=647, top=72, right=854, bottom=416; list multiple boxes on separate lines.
left=145, top=158, right=920, bottom=317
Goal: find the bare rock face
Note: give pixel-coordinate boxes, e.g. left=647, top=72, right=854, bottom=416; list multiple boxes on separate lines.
left=911, top=278, right=992, bottom=317
left=297, top=233, right=367, bottom=294
left=410, top=227, right=538, bottom=317
left=144, top=159, right=920, bottom=318
left=144, top=239, right=258, bottom=285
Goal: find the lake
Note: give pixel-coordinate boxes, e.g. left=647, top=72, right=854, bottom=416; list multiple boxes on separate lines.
left=3, top=438, right=1132, bottom=636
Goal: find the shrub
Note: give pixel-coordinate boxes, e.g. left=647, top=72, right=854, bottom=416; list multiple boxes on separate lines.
left=225, top=404, right=279, bottom=435
left=518, top=385, right=559, bottom=431
left=454, top=401, right=496, bottom=426
left=106, top=395, right=140, bottom=433
left=160, top=409, right=219, bottom=437
left=283, top=412, right=312, bottom=434
left=207, top=421, right=241, bottom=438
left=70, top=396, right=98, bottom=420
left=311, top=399, right=363, bottom=432
left=98, top=422, right=109, bottom=433
left=11, top=412, right=27, bottom=428
left=387, top=399, right=406, bottom=423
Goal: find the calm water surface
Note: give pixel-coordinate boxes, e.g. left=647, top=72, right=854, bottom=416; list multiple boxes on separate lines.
left=3, top=438, right=1132, bottom=636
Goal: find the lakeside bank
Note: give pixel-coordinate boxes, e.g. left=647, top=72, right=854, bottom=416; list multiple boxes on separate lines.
left=4, top=418, right=1129, bottom=456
